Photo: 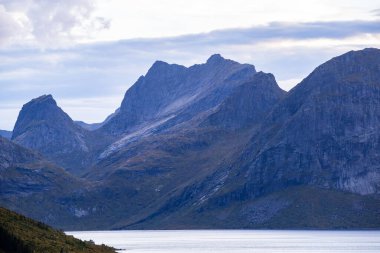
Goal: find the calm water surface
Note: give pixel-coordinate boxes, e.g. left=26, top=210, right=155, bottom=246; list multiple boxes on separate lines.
left=66, top=230, right=380, bottom=253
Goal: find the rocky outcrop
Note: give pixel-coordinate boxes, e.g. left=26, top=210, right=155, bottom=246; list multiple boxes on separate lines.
left=12, top=95, right=88, bottom=153
left=11, top=95, right=111, bottom=174
left=217, top=48, right=380, bottom=197
left=203, top=72, right=286, bottom=129
left=99, top=54, right=257, bottom=136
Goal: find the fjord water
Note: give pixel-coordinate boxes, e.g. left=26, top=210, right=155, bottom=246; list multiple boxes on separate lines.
left=66, top=230, right=380, bottom=253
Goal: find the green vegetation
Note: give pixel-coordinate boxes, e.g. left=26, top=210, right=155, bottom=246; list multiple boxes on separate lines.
left=0, top=207, right=115, bottom=253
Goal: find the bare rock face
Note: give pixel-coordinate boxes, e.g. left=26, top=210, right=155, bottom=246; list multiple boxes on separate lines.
left=11, top=95, right=111, bottom=174
left=224, top=48, right=380, bottom=196
left=12, top=95, right=88, bottom=153
left=99, top=54, right=257, bottom=135
left=203, top=71, right=286, bottom=129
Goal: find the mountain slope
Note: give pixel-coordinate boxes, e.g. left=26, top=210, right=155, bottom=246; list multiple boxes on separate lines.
left=99, top=54, right=257, bottom=136
left=122, top=186, right=380, bottom=229
left=111, top=48, right=380, bottom=229
left=0, top=206, right=115, bottom=253
left=0, top=137, right=98, bottom=227
left=0, top=136, right=92, bottom=228
left=70, top=68, right=286, bottom=230
left=202, top=71, right=286, bottom=129
left=231, top=48, right=380, bottom=196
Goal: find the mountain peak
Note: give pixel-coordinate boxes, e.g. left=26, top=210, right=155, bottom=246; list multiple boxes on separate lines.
left=12, top=94, right=94, bottom=173
left=206, top=54, right=225, bottom=64
left=338, top=47, right=380, bottom=62
left=151, top=60, right=169, bottom=68
left=146, top=60, right=186, bottom=77
left=29, top=94, right=56, bottom=105
left=13, top=95, right=73, bottom=139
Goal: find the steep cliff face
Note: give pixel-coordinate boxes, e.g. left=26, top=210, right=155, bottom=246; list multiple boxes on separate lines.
left=213, top=48, right=380, bottom=199
left=112, top=49, right=380, bottom=230
left=12, top=95, right=88, bottom=153
left=99, top=54, right=257, bottom=136
left=11, top=95, right=111, bottom=174
left=203, top=72, right=286, bottom=129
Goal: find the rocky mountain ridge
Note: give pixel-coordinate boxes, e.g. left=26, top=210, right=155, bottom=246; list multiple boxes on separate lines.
left=0, top=49, right=379, bottom=230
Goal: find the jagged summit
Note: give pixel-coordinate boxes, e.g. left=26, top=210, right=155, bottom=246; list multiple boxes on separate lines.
left=146, top=60, right=187, bottom=78
left=100, top=54, right=257, bottom=135
left=205, top=53, right=244, bottom=67
left=12, top=94, right=71, bottom=139
left=206, top=53, right=224, bottom=63
left=20, top=94, right=58, bottom=113
left=30, top=94, right=55, bottom=103
left=149, top=60, right=170, bottom=71
left=11, top=94, right=92, bottom=173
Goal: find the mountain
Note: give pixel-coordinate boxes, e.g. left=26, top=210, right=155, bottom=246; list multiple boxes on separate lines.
left=70, top=64, right=287, bottom=229
left=11, top=95, right=112, bottom=175
left=2, top=49, right=380, bottom=230
left=99, top=54, right=257, bottom=136
left=26, top=55, right=282, bottom=230
left=228, top=48, right=380, bottom=195
left=124, top=48, right=380, bottom=229
left=0, top=206, right=115, bottom=253
left=0, top=131, right=12, bottom=140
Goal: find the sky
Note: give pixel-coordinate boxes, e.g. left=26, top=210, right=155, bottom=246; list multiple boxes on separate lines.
left=0, top=0, right=380, bottom=130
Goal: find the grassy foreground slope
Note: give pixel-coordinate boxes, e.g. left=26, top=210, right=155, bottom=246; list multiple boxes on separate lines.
left=0, top=207, right=115, bottom=253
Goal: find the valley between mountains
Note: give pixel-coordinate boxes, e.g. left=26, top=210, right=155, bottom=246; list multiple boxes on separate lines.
left=1, top=48, right=380, bottom=230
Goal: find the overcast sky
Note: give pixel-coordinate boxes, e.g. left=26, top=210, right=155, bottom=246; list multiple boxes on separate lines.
left=1, top=0, right=380, bottom=130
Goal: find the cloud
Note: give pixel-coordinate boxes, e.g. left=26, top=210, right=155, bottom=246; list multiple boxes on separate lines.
left=372, top=8, right=380, bottom=16
left=0, top=20, right=379, bottom=129
left=0, top=4, right=29, bottom=45
left=0, top=0, right=110, bottom=47
left=134, top=20, right=380, bottom=46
